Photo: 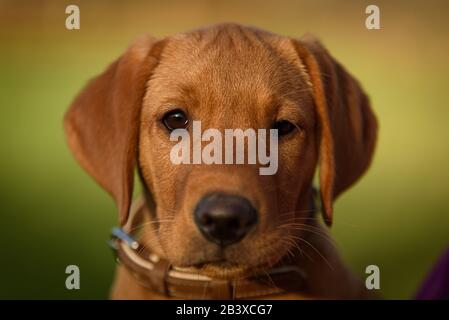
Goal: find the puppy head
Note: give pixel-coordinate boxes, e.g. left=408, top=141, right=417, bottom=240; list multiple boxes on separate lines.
left=64, top=24, right=377, bottom=279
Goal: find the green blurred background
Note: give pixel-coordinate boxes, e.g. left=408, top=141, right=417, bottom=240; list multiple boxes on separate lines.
left=1, top=0, right=448, bottom=299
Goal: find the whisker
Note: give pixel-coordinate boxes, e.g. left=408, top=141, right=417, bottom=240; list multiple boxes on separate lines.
left=281, top=226, right=338, bottom=252
left=288, top=236, right=333, bottom=270
left=281, top=237, right=314, bottom=263
left=280, top=223, right=330, bottom=236
left=278, top=211, right=357, bottom=228
left=279, top=210, right=318, bottom=217
left=277, top=221, right=330, bottom=236
left=278, top=221, right=330, bottom=235
left=128, top=218, right=175, bottom=233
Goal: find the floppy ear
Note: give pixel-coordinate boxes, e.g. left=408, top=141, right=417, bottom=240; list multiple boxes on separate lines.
left=64, top=35, right=165, bottom=225
left=291, top=36, right=378, bottom=226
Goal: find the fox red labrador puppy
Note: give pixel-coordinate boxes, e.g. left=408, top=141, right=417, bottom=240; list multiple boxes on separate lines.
left=64, top=23, right=377, bottom=299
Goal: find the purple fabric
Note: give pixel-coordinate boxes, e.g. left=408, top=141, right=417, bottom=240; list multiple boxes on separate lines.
left=415, top=247, right=449, bottom=300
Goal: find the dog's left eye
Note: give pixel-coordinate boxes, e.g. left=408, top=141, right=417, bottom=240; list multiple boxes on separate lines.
left=162, top=109, right=189, bottom=131
left=273, top=120, right=296, bottom=136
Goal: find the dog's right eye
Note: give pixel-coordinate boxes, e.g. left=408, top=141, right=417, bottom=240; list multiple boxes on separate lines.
left=162, top=110, right=189, bottom=131
left=273, top=120, right=296, bottom=136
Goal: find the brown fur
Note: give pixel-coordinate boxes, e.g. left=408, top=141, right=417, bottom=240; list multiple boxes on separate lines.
left=64, top=23, right=378, bottom=299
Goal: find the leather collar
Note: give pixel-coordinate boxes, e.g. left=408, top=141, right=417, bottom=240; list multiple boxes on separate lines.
left=109, top=194, right=318, bottom=299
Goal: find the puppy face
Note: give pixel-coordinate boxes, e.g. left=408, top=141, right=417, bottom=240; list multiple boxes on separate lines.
left=64, top=23, right=377, bottom=281
left=138, top=27, right=318, bottom=277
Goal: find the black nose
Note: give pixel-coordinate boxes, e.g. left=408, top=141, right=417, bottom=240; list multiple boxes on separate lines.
left=194, top=193, right=258, bottom=247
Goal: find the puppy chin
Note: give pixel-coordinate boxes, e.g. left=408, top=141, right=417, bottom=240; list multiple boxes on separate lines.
left=165, top=238, right=292, bottom=280
left=168, top=246, right=291, bottom=280
left=179, top=262, right=255, bottom=280
left=173, top=256, right=281, bottom=280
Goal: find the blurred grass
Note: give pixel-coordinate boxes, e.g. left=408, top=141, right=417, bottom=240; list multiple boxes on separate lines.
left=0, top=0, right=448, bottom=299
